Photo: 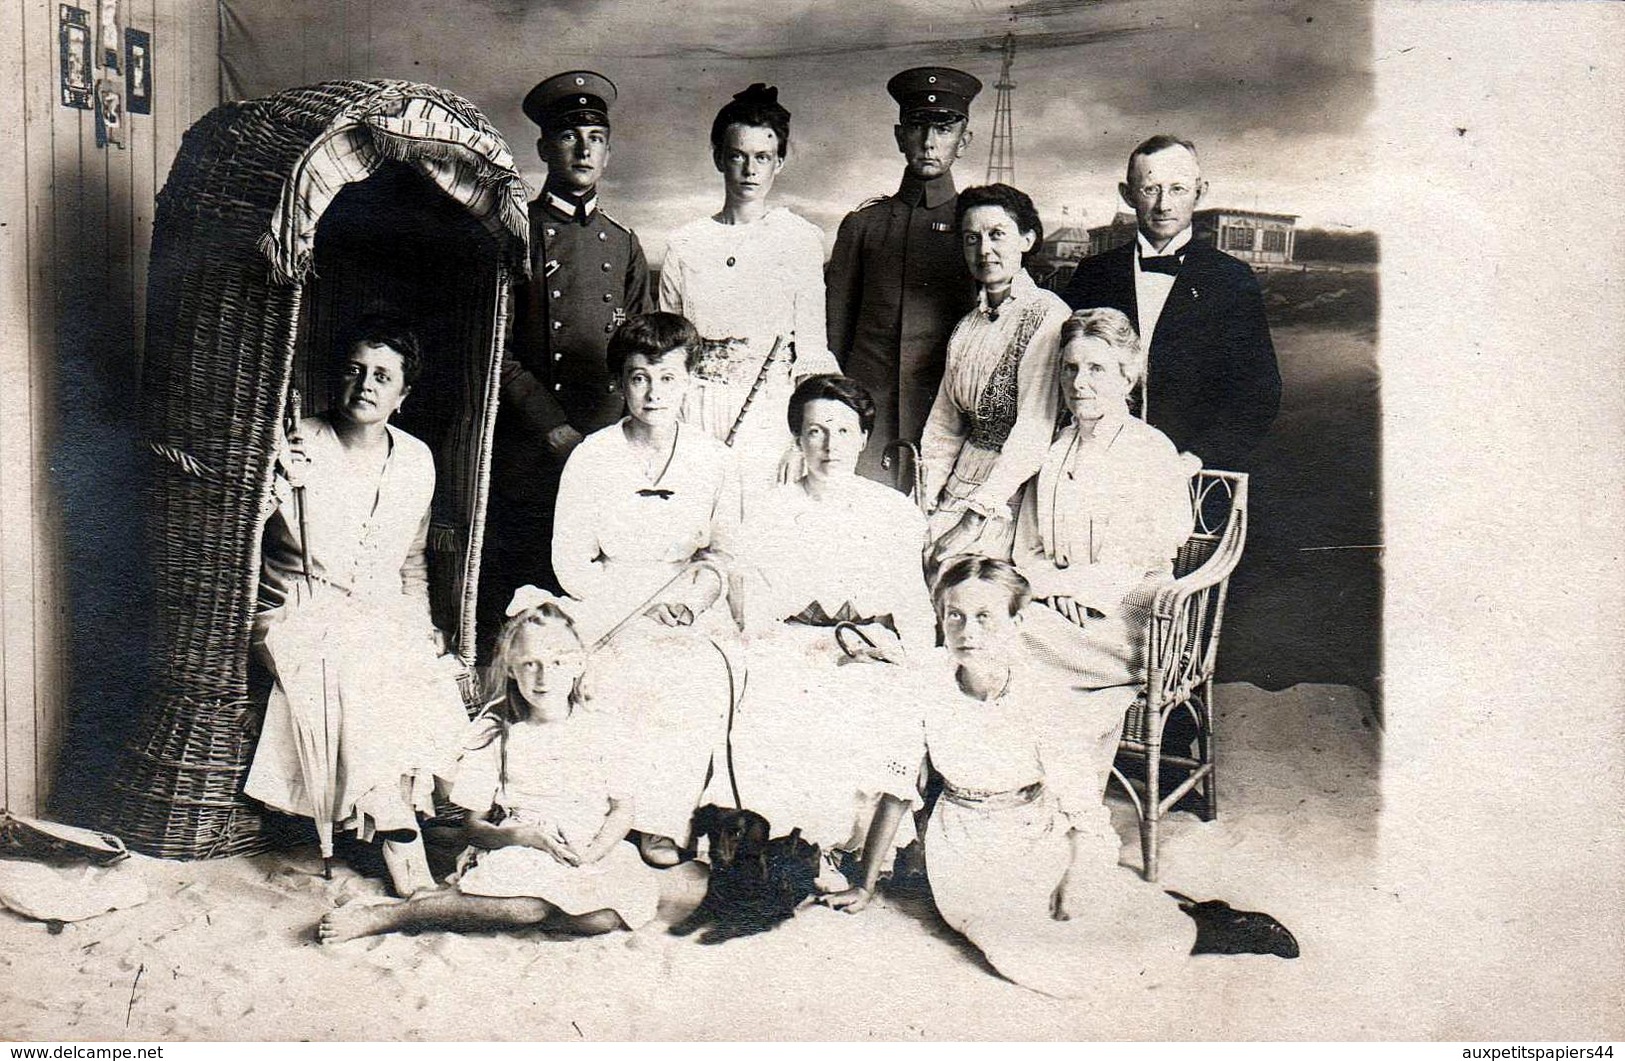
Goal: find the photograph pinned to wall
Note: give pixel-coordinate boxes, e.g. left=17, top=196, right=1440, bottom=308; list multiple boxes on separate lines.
left=95, top=77, right=125, bottom=149
left=97, top=0, right=120, bottom=72
left=58, top=4, right=93, bottom=109
left=125, top=28, right=151, bottom=114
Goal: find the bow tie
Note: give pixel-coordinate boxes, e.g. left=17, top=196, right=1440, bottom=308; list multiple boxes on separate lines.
left=1139, top=252, right=1184, bottom=276
left=635, top=488, right=674, bottom=499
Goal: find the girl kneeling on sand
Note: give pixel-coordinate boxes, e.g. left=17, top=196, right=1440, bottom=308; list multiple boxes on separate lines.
left=319, top=588, right=662, bottom=943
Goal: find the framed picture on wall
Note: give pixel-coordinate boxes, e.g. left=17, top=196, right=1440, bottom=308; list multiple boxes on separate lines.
left=98, top=0, right=120, bottom=72
left=94, top=76, right=125, bottom=148
left=125, top=27, right=151, bottom=114
left=58, top=4, right=93, bottom=109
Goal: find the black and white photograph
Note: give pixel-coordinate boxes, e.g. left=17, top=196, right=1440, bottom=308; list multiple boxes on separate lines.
left=57, top=3, right=92, bottom=109
left=0, top=0, right=1620, bottom=1046
left=125, top=26, right=151, bottom=114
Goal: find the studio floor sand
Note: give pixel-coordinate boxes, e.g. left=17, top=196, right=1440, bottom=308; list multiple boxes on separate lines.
left=5, top=683, right=1403, bottom=1040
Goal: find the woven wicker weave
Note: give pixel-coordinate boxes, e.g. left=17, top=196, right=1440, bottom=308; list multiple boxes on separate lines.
left=1047, top=468, right=1249, bottom=881
left=105, top=81, right=529, bottom=859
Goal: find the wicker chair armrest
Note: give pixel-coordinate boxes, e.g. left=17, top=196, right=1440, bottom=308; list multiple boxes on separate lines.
left=1149, top=535, right=1244, bottom=621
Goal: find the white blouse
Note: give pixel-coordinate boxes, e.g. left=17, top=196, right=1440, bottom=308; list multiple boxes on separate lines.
left=738, top=477, right=935, bottom=649
left=1013, top=411, right=1194, bottom=612
left=658, top=207, right=836, bottom=373
left=552, top=419, right=742, bottom=625
left=259, top=416, right=435, bottom=625
left=919, top=270, right=1069, bottom=515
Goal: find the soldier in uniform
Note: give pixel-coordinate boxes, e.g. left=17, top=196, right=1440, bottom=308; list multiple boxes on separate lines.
left=477, top=70, right=654, bottom=659
left=825, top=66, right=983, bottom=487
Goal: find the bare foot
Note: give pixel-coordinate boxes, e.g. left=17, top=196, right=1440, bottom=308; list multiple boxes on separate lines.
left=317, top=899, right=403, bottom=944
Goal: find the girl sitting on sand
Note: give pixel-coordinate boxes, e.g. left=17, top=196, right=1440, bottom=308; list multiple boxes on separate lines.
left=319, top=588, right=662, bottom=944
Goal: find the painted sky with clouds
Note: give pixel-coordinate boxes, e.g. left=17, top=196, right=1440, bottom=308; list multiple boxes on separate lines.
left=225, top=0, right=1376, bottom=254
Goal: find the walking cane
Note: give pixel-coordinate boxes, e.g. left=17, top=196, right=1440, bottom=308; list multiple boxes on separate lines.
left=723, top=335, right=790, bottom=448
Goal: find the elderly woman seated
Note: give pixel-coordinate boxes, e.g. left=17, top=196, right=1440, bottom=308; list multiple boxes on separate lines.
left=1012, top=307, right=1196, bottom=801
left=727, top=374, right=936, bottom=909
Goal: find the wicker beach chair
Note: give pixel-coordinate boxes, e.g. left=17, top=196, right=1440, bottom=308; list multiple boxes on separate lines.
left=104, top=80, right=530, bottom=859
left=1048, top=469, right=1249, bottom=881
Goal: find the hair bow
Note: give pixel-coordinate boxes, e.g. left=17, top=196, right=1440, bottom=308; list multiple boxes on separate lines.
left=734, top=83, right=778, bottom=105
left=506, top=584, right=564, bottom=617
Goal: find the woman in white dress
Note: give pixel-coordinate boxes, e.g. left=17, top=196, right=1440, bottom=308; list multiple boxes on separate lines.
left=913, top=556, right=1195, bottom=996
left=729, top=375, right=936, bottom=906
left=246, top=318, right=469, bottom=897
left=658, top=83, right=841, bottom=501
left=1015, top=307, right=1195, bottom=692
left=920, top=184, right=1071, bottom=566
left=552, top=311, right=740, bottom=867
left=318, top=591, right=665, bottom=944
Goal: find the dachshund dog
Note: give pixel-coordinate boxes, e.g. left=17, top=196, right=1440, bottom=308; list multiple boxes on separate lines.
left=669, top=805, right=822, bottom=944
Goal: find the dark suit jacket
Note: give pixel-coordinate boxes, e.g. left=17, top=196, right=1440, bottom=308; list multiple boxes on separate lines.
left=1061, top=241, right=1281, bottom=473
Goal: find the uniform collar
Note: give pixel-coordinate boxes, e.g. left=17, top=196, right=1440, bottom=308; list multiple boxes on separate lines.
left=896, top=169, right=958, bottom=210
left=541, top=180, right=599, bottom=225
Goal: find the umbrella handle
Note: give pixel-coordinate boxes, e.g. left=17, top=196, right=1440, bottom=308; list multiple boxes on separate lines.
left=285, top=388, right=315, bottom=586
left=590, top=557, right=729, bottom=655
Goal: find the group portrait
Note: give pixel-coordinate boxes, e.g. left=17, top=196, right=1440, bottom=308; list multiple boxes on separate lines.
left=4, top=0, right=1616, bottom=1046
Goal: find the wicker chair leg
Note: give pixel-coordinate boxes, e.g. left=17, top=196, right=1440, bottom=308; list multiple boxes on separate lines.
left=1141, top=721, right=1163, bottom=882
left=1200, top=681, right=1219, bottom=822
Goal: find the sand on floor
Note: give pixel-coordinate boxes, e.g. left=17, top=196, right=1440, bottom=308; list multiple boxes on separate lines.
left=0, top=681, right=1426, bottom=1041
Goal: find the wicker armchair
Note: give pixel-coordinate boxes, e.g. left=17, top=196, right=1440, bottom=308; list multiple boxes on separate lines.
left=1048, top=469, right=1249, bottom=881
left=105, top=81, right=530, bottom=859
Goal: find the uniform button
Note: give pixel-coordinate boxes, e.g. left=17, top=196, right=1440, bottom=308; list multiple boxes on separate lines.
left=553, top=352, right=562, bottom=362
left=553, top=383, right=562, bottom=392
left=606, top=384, right=615, bottom=393
left=726, top=256, right=736, bottom=267
left=604, top=323, right=615, bottom=333
left=601, top=262, right=612, bottom=271
left=551, top=289, right=562, bottom=299
left=552, top=320, right=563, bottom=331
left=602, top=293, right=613, bottom=302
left=545, top=227, right=556, bottom=238
left=927, top=75, right=938, bottom=84
left=597, top=232, right=607, bottom=242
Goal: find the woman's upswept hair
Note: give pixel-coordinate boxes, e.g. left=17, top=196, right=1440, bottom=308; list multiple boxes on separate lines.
left=469, top=601, right=588, bottom=748
left=710, top=83, right=791, bottom=159
left=607, top=311, right=702, bottom=377
left=338, top=313, right=425, bottom=387
left=787, top=373, right=876, bottom=436
left=1061, top=306, right=1146, bottom=387
left=954, top=183, right=1044, bottom=264
left=931, top=555, right=1031, bottom=618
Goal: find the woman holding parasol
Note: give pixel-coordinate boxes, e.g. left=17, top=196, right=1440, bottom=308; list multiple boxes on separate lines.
left=245, top=316, right=468, bottom=897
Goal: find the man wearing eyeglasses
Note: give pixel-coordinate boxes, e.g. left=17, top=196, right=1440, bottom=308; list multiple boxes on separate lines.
left=1061, top=135, right=1280, bottom=472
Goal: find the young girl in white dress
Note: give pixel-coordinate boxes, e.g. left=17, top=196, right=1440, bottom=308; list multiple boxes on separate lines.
left=908, top=556, right=1196, bottom=996
left=317, top=590, right=663, bottom=944
left=659, top=83, right=840, bottom=501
